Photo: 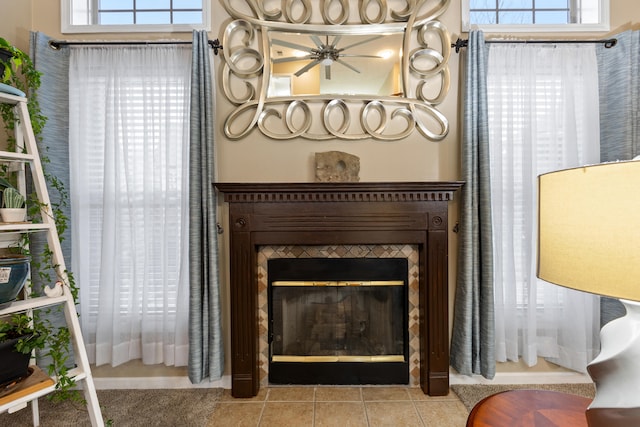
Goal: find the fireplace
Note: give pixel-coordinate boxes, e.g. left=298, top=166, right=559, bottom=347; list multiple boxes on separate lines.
left=214, top=182, right=463, bottom=398
left=268, top=257, right=409, bottom=385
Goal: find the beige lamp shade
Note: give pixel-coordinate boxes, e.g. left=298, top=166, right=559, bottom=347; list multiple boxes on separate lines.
left=537, top=160, right=640, bottom=301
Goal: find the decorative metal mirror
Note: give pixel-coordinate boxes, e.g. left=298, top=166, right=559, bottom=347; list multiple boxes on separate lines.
left=221, top=0, right=451, bottom=141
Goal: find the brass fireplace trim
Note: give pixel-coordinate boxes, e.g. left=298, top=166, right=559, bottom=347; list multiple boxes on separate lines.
left=272, top=280, right=404, bottom=287
left=273, top=355, right=405, bottom=363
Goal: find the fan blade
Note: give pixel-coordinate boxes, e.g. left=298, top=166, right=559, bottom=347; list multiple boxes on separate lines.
left=337, top=35, right=384, bottom=52
left=310, top=34, right=324, bottom=49
left=273, top=55, right=313, bottom=63
left=329, top=35, right=342, bottom=49
left=294, top=60, right=321, bottom=76
left=272, top=38, right=312, bottom=52
left=336, top=58, right=361, bottom=74
left=325, top=65, right=331, bottom=80
left=340, top=54, right=385, bottom=59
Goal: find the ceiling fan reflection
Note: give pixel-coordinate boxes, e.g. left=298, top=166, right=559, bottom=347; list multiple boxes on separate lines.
left=271, top=35, right=385, bottom=80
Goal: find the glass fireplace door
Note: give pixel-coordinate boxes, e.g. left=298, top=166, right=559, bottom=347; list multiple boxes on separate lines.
left=271, top=281, right=405, bottom=362
left=268, top=258, right=409, bottom=385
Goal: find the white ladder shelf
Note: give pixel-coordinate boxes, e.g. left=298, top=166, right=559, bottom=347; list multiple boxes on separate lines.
left=0, top=91, right=103, bottom=426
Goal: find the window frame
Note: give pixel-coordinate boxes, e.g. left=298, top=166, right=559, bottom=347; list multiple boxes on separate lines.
left=61, top=0, right=211, bottom=34
left=461, top=0, right=610, bottom=33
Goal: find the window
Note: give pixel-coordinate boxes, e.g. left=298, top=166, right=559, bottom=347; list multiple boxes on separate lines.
left=62, top=0, right=211, bottom=33
left=462, top=0, right=609, bottom=32
left=69, top=45, right=192, bottom=366
left=486, top=43, right=601, bottom=370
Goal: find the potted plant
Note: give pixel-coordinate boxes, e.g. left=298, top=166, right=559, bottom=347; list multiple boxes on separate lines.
left=0, top=38, right=37, bottom=225
left=0, top=186, right=26, bottom=222
left=0, top=313, right=45, bottom=387
left=0, top=37, right=41, bottom=97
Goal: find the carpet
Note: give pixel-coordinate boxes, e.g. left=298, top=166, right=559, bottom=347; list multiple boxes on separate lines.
left=0, top=388, right=223, bottom=426
left=451, top=383, right=596, bottom=412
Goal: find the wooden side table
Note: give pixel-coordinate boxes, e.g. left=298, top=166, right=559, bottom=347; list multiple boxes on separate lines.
left=466, top=389, right=592, bottom=427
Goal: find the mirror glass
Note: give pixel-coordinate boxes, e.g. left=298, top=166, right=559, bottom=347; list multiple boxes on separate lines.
left=268, top=31, right=403, bottom=97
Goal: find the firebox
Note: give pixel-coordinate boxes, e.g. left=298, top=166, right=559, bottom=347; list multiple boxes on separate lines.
left=268, top=257, right=409, bottom=385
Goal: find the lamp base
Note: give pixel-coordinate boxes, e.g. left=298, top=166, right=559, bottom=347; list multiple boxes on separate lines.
left=586, top=299, right=640, bottom=426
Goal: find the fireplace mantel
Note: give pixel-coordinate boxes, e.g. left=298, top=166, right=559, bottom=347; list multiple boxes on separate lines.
left=215, top=182, right=463, bottom=398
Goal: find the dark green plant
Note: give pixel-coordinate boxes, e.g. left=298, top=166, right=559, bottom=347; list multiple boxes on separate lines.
left=0, top=38, right=45, bottom=152
left=0, top=313, right=45, bottom=354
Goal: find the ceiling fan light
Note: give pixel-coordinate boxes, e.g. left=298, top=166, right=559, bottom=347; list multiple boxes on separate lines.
left=321, top=58, right=333, bottom=66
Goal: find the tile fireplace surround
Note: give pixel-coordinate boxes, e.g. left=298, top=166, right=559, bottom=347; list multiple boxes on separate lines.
left=215, top=182, right=463, bottom=398
left=260, top=244, right=418, bottom=387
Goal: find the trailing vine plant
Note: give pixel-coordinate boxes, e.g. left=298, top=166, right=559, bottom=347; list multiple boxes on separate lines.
left=0, top=38, right=45, bottom=153
left=0, top=37, right=82, bottom=404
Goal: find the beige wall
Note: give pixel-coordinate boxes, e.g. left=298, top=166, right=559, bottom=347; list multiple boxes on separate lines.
left=272, top=61, right=320, bottom=95
left=0, top=1, right=32, bottom=53
left=2, top=0, right=640, bottom=378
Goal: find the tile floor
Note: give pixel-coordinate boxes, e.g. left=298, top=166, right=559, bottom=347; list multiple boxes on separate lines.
left=207, top=386, right=469, bottom=427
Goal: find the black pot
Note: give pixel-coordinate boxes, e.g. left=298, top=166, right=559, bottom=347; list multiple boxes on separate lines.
left=0, top=48, right=12, bottom=77
left=0, top=335, right=32, bottom=387
left=0, top=48, right=11, bottom=64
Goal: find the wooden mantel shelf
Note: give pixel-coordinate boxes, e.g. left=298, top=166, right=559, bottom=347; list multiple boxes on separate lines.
left=214, top=181, right=464, bottom=398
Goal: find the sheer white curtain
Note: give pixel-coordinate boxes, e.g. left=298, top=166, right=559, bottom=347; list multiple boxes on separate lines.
left=487, top=44, right=601, bottom=372
left=69, top=46, right=192, bottom=367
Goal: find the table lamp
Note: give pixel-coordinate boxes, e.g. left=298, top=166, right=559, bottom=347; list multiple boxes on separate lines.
left=538, top=160, right=640, bottom=427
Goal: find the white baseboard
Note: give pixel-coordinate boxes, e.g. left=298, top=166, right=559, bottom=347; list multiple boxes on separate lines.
left=450, top=370, right=592, bottom=385
left=93, top=374, right=232, bottom=390
left=93, top=371, right=591, bottom=389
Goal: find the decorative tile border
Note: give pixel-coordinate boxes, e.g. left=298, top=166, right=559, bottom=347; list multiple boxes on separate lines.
left=257, top=244, right=420, bottom=387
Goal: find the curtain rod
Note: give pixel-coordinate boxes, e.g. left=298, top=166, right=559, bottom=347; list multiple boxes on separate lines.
left=48, top=38, right=223, bottom=55
left=452, top=37, right=617, bottom=53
